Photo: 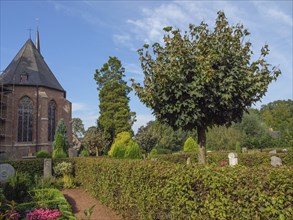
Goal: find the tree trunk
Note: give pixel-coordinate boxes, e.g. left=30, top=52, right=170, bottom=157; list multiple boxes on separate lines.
left=197, top=126, right=207, bottom=164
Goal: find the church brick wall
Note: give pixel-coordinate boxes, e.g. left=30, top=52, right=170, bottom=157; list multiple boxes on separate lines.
left=0, top=85, right=72, bottom=160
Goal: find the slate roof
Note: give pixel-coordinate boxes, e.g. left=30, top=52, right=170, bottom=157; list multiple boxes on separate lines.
left=0, top=39, right=65, bottom=92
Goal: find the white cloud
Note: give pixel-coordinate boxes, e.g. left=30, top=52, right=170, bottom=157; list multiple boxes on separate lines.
left=72, top=102, right=87, bottom=112
left=267, top=8, right=293, bottom=27
left=72, top=102, right=98, bottom=129
left=113, top=1, right=247, bottom=49
left=73, top=110, right=98, bottom=130
left=51, top=1, right=104, bottom=27
left=253, top=2, right=293, bottom=27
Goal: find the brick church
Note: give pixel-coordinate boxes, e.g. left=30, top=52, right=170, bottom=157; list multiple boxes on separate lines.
left=0, top=30, right=72, bottom=159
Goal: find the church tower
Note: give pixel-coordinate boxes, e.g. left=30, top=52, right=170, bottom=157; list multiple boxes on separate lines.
left=0, top=31, right=72, bottom=159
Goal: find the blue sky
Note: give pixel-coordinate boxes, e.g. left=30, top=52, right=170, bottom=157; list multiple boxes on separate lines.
left=1, top=1, right=292, bottom=132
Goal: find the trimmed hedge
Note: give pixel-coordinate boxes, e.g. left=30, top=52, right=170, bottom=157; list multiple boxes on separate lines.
left=0, top=159, right=43, bottom=177
left=72, top=157, right=293, bottom=220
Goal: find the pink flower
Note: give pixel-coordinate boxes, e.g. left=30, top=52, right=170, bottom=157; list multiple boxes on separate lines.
left=26, top=208, right=62, bottom=220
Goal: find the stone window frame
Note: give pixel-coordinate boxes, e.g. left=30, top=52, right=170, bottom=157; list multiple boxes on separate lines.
left=17, top=96, right=33, bottom=142
left=48, top=100, right=57, bottom=142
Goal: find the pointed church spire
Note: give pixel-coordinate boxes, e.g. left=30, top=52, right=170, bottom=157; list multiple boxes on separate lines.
left=36, top=27, right=40, bottom=53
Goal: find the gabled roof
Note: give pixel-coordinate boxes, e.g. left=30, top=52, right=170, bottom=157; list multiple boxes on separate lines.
left=0, top=39, right=65, bottom=92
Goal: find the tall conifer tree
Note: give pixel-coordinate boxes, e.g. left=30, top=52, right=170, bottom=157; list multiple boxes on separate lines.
left=94, top=57, right=136, bottom=146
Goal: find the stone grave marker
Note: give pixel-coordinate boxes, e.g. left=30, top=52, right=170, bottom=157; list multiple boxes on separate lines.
left=0, top=164, right=15, bottom=183
left=242, top=147, right=248, bottom=153
left=269, top=149, right=277, bottom=154
left=44, top=158, right=52, bottom=177
left=186, top=157, right=191, bottom=165
left=228, top=153, right=238, bottom=166
left=271, top=156, right=282, bottom=167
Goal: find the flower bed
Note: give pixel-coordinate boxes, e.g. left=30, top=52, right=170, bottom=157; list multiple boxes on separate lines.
left=1, top=188, right=76, bottom=220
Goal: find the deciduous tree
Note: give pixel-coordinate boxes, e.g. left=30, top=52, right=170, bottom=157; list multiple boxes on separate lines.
left=82, top=126, right=109, bottom=156
left=72, top=118, right=85, bottom=138
left=132, top=11, right=281, bottom=164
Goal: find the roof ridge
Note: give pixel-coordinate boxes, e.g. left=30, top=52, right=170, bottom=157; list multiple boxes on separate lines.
left=30, top=39, right=42, bottom=86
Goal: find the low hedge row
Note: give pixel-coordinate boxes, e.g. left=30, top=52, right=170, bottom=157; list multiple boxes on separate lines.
left=0, top=158, right=74, bottom=178
left=0, top=159, right=44, bottom=177
left=155, top=151, right=293, bottom=166
left=1, top=151, right=291, bottom=179
left=72, top=157, right=293, bottom=220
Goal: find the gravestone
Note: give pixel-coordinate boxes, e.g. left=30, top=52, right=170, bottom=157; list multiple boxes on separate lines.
left=271, top=156, right=282, bottom=167
left=44, top=159, right=52, bottom=177
left=269, top=149, right=277, bottom=154
left=282, top=149, right=288, bottom=153
left=186, top=157, right=191, bottom=165
left=0, top=164, right=15, bottom=183
left=228, top=153, right=238, bottom=166
left=242, top=147, right=248, bottom=153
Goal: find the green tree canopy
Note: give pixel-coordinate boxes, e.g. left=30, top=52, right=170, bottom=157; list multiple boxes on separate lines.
left=72, top=118, right=85, bottom=138
left=260, top=100, right=293, bottom=148
left=206, top=125, right=243, bottom=151
left=135, top=120, right=193, bottom=154
left=132, top=11, right=281, bottom=164
left=82, top=126, right=109, bottom=156
left=260, top=100, right=293, bottom=131
left=235, top=110, right=273, bottom=149
left=94, top=57, right=136, bottom=146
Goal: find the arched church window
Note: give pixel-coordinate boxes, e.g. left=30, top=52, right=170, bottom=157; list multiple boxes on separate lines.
left=18, top=96, right=33, bottom=142
left=48, top=100, right=57, bottom=141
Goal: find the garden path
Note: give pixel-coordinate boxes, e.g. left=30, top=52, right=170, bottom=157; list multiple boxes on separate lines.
left=62, top=188, right=123, bottom=220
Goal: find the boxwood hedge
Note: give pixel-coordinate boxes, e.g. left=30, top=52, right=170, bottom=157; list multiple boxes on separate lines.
left=72, top=157, right=293, bottom=220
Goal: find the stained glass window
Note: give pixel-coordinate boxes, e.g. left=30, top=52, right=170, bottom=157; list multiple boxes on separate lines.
left=48, top=100, right=56, bottom=141
left=18, top=96, right=33, bottom=142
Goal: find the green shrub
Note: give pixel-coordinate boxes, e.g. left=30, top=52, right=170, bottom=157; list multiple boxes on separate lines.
left=53, top=133, right=68, bottom=159
left=108, top=132, right=132, bottom=157
left=125, top=142, right=142, bottom=159
left=183, top=137, right=198, bottom=153
left=235, top=141, right=241, bottom=153
left=112, top=144, right=127, bottom=159
left=36, top=150, right=51, bottom=158
left=33, top=175, right=63, bottom=189
left=53, top=162, right=74, bottom=188
left=80, top=149, right=90, bottom=157
left=53, top=150, right=67, bottom=159
left=156, top=147, right=172, bottom=154
left=149, top=148, right=158, bottom=158
left=72, top=157, right=293, bottom=220
left=3, top=172, right=32, bottom=203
